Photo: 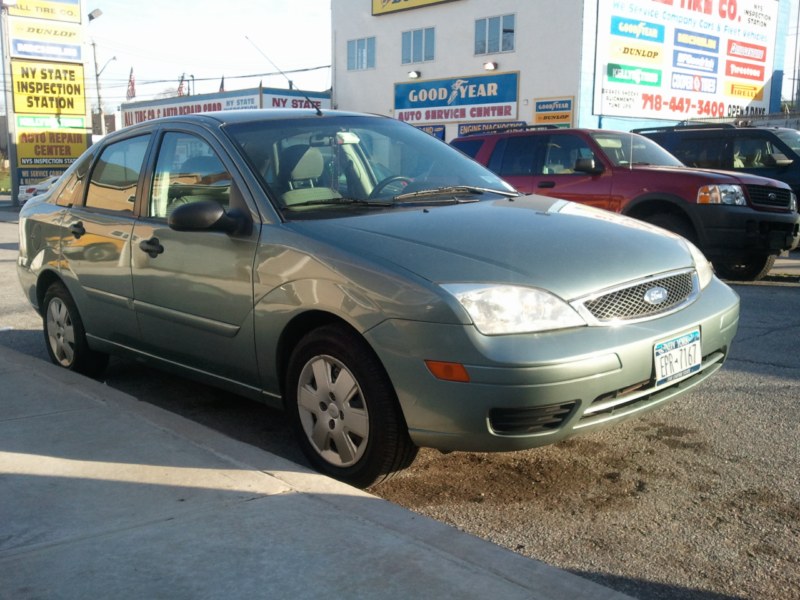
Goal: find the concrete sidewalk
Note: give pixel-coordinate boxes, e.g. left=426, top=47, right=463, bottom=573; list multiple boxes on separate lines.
left=0, top=345, right=631, bottom=600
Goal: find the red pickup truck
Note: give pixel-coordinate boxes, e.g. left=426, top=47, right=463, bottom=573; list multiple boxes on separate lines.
left=451, top=128, right=799, bottom=280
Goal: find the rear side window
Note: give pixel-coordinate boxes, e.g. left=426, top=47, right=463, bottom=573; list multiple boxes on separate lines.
left=450, top=139, right=484, bottom=159
left=670, top=136, right=728, bottom=169
left=493, top=135, right=540, bottom=176
left=86, top=135, right=150, bottom=212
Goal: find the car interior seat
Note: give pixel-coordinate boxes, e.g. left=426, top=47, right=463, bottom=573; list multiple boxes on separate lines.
left=279, top=145, right=335, bottom=206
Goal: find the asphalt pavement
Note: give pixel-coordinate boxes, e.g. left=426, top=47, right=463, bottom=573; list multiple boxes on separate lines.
left=0, top=197, right=796, bottom=599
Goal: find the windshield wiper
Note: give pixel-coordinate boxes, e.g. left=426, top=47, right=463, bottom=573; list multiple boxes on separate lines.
left=392, top=185, right=518, bottom=202
left=281, top=198, right=393, bottom=210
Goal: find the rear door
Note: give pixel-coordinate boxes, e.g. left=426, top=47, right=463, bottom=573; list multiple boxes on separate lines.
left=130, top=127, right=262, bottom=386
left=60, top=133, right=151, bottom=346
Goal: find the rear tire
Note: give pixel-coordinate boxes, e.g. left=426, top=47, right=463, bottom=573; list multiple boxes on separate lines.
left=42, top=282, right=109, bottom=377
left=285, top=324, right=417, bottom=488
left=713, top=253, right=776, bottom=281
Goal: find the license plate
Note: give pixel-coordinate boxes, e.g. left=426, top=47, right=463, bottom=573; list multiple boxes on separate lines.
left=654, top=329, right=701, bottom=388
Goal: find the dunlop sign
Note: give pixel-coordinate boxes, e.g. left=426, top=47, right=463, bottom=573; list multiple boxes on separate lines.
left=11, top=59, right=85, bottom=116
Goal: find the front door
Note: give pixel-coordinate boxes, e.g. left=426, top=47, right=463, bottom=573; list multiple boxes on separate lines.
left=130, top=130, right=261, bottom=387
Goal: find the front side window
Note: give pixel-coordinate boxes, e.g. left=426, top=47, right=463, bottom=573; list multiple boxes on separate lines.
left=86, top=135, right=150, bottom=212
left=592, top=133, right=683, bottom=168
left=149, top=132, right=231, bottom=219
left=401, top=27, right=434, bottom=64
left=475, top=14, right=515, bottom=55
left=347, top=37, right=376, bottom=70
left=539, top=134, right=596, bottom=175
left=732, top=136, right=780, bottom=170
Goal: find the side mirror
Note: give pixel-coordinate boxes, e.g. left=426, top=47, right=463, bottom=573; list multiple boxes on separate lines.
left=169, top=200, right=249, bottom=235
left=574, top=157, right=604, bottom=174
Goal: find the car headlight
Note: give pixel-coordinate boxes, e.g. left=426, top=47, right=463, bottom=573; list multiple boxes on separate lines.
left=441, top=284, right=586, bottom=335
left=684, top=240, right=713, bottom=289
left=697, top=184, right=746, bottom=206
left=790, top=192, right=797, bottom=213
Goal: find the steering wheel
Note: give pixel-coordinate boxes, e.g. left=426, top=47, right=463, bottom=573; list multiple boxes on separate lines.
left=369, top=176, right=413, bottom=198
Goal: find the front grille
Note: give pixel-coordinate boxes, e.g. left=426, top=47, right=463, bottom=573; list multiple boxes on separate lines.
left=489, top=402, right=575, bottom=435
left=578, top=271, right=696, bottom=323
left=746, top=185, right=792, bottom=209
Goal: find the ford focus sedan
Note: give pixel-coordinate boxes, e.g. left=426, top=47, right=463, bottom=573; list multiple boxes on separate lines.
left=17, top=110, right=740, bottom=487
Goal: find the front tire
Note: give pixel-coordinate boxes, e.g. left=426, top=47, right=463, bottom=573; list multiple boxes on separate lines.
left=285, top=324, right=417, bottom=488
left=42, top=282, right=109, bottom=377
left=713, top=253, right=776, bottom=281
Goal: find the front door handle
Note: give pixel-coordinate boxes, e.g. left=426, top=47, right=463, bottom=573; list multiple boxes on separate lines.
left=139, top=237, right=164, bottom=258
left=69, top=221, right=85, bottom=239
left=538, top=181, right=556, bottom=189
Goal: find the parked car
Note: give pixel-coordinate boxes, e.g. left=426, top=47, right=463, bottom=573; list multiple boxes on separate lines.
left=18, top=175, right=61, bottom=204
left=634, top=123, right=800, bottom=197
left=451, top=127, right=799, bottom=281
left=18, top=110, right=740, bottom=487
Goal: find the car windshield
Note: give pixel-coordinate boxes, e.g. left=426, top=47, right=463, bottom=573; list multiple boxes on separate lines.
left=223, top=114, right=514, bottom=215
left=773, top=129, right=800, bottom=154
left=591, top=132, right=684, bottom=167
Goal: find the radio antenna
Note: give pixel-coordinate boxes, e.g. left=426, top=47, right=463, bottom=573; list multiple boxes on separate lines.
left=245, top=35, right=323, bottom=116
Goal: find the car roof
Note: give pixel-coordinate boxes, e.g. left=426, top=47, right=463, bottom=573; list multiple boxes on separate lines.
left=452, top=127, right=637, bottom=141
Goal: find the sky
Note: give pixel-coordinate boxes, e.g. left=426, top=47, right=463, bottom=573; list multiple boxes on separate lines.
left=83, top=0, right=332, bottom=110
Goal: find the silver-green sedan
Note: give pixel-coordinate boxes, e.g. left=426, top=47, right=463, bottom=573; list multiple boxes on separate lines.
left=17, top=110, right=740, bottom=487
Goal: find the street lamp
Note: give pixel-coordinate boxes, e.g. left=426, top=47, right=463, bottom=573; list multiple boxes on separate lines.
left=88, top=8, right=114, bottom=136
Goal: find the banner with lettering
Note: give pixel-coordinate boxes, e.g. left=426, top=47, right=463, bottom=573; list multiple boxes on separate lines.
left=394, top=72, right=519, bottom=124
left=593, top=0, right=779, bottom=121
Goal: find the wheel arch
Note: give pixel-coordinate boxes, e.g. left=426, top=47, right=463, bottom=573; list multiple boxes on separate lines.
left=623, top=195, right=701, bottom=243
left=275, top=310, right=377, bottom=398
left=35, top=270, right=66, bottom=316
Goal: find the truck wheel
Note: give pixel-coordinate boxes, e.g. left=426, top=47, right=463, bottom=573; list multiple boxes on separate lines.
left=285, top=323, right=418, bottom=488
left=713, top=254, right=776, bottom=281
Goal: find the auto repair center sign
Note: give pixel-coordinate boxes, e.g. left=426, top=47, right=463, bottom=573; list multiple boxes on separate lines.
left=395, top=72, right=519, bottom=124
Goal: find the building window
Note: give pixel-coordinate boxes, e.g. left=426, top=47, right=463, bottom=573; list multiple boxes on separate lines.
left=401, top=27, right=435, bottom=64
left=474, top=14, right=515, bottom=55
left=347, top=37, right=376, bottom=70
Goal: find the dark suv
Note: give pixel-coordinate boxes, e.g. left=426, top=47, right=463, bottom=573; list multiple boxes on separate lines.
left=451, top=128, right=799, bottom=280
left=634, top=124, right=800, bottom=197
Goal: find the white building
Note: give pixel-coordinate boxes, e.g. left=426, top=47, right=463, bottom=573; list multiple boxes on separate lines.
left=332, top=0, right=793, bottom=140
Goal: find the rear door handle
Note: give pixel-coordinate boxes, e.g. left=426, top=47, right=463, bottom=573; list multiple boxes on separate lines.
left=139, top=237, right=164, bottom=258
left=538, top=181, right=556, bottom=189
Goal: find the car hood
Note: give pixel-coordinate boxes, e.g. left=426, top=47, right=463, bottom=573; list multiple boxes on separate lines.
left=290, top=194, right=695, bottom=301
left=631, top=165, right=791, bottom=188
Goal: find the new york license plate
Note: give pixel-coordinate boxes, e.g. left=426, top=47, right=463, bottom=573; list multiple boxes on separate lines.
left=654, top=329, right=701, bottom=388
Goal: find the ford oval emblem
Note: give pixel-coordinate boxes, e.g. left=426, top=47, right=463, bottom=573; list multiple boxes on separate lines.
left=644, top=286, right=669, bottom=305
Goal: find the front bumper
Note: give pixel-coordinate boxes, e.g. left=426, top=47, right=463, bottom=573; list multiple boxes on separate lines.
left=365, top=277, right=740, bottom=452
left=692, top=205, right=800, bottom=257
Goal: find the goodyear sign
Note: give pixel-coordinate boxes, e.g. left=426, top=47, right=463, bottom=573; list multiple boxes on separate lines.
left=395, top=72, right=518, bottom=124
left=534, top=97, right=573, bottom=127
left=11, top=59, right=85, bottom=115
left=372, top=0, right=457, bottom=15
